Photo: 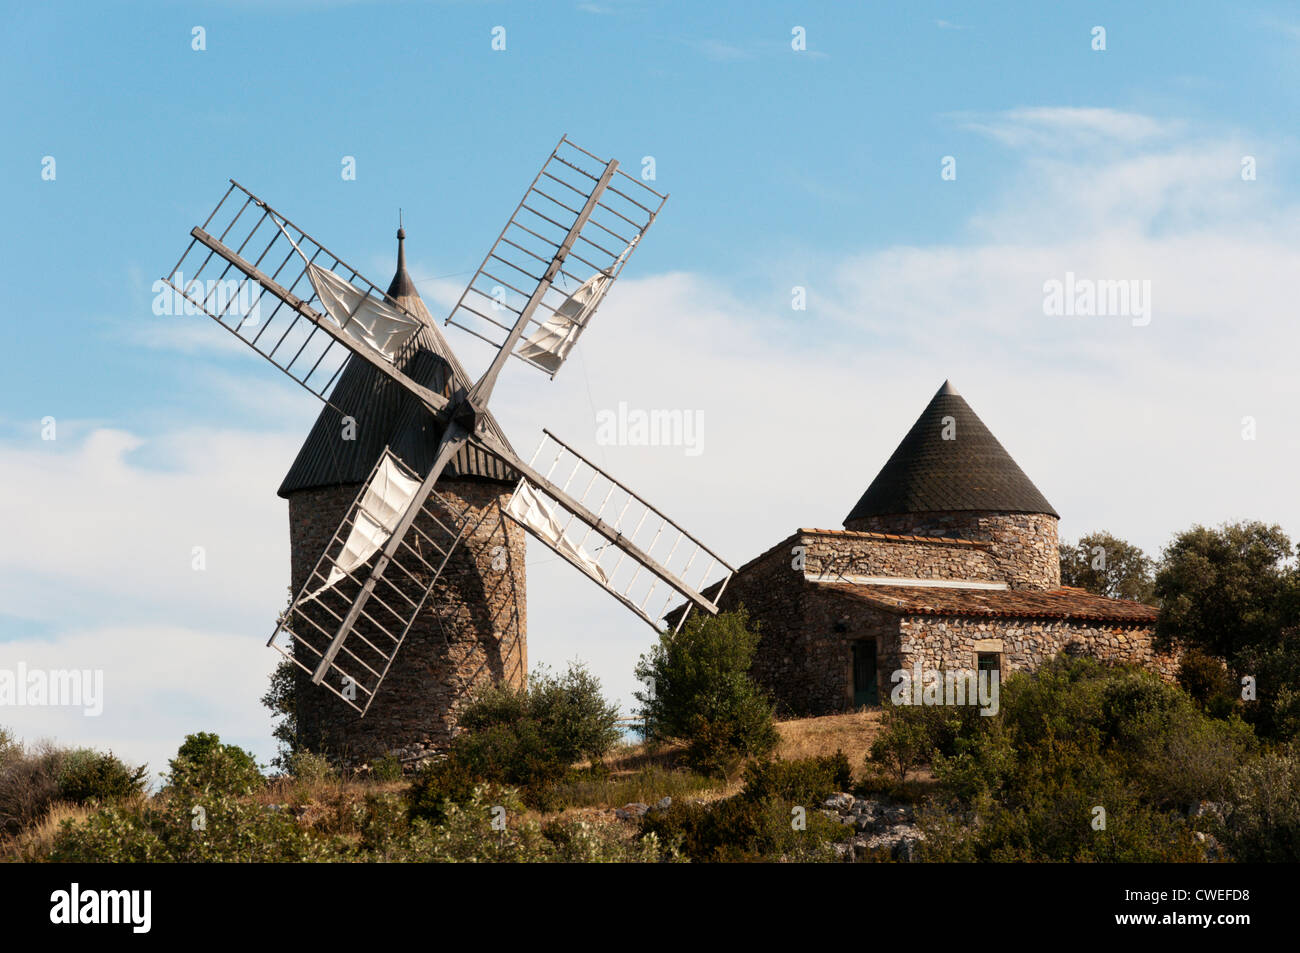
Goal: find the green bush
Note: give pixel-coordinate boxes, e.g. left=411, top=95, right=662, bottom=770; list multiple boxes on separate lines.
left=449, top=661, right=622, bottom=802
left=1217, top=743, right=1300, bottom=862
left=742, top=752, right=852, bottom=804
left=913, top=657, right=1240, bottom=861
left=869, top=701, right=976, bottom=782
left=165, top=732, right=263, bottom=797
left=640, top=794, right=845, bottom=862
left=1177, top=648, right=1239, bottom=717
left=633, top=608, right=778, bottom=776
left=287, top=750, right=335, bottom=783
left=56, top=749, right=148, bottom=804
left=406, top=756, right=482, bottom=826
left=369, top=754, right=403, bottom=783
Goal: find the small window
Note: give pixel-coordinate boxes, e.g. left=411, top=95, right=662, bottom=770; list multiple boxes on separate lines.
left=977, top=652, right=1001, bottom=674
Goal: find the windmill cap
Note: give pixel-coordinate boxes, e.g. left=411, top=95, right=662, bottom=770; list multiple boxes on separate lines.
left=843, top=381, right=1058, bottom=523
left=387, top=226, right=415, bottom=299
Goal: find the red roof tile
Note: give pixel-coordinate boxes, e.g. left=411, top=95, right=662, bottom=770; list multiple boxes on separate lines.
left=819, top=582, right=1158, bottom=624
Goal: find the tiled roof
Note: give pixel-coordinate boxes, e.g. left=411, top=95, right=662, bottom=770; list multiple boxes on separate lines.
left=820, top=582, right=1158, bottom=624
left=844, top=380, right=1058, bottom=523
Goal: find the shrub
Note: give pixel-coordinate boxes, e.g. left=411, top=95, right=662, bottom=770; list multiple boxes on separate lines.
left=633, top=607, right=778, bottom=776
left=869, top=702, right=974, bottom=782
left=0, top=742, right=65, bottom=835
left=742, top=752, right=852, bottom=804
left=1177, top=648, right=1238, bottom=716
left=450, top=661, right=622, bottom=802
left=287, top=750, right=335, bottom=784
left=640, top=794, right=845, bottom=862
left=406, top=756, right=482, bottom=826
left=369, top=754, right=403, bottom=783
left=1218, top=743, right=1300, bottom=862
left=165, top=732, right=263, bottom=797
left=56, top=749, right=148, bottom=804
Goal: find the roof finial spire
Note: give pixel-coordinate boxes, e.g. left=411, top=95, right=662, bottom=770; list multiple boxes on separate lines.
left=387, top=214, right=414, bottom=299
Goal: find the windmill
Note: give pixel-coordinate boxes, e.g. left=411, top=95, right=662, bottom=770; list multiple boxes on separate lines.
left=163, top=136, right=735, bottom=737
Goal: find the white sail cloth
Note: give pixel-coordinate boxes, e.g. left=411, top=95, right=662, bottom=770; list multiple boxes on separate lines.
left=506, top=482, right=609, bottom=584
left=307, top=264, right=421, bottom=360
left=515, top=272, right=611, bottom=373
left=307, top=454, right=422, bottom=598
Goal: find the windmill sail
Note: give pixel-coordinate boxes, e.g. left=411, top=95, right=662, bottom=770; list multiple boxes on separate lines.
left=307, top=263, right=422, bottom=360
left=446, top=136, right=666, bottom=378
left=269, top=449, right=472, bottom=715
left=162, top=181, right=449, bottom=417
left=306, top=452, right=423, bottom=598
left=500, top=431, right=734, bottom=632
left=506, top=481, right=608, bottom=583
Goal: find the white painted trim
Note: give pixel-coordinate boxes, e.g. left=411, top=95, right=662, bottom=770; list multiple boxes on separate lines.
left=806, top=573, right=1008, bottom=590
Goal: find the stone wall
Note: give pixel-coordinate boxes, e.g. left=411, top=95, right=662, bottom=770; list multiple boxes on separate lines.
left=797, top=529, right=1000, bottom=584
left=287, top=478, right=526, bottom=764
left=896, top=615, right=1178, bottom=682
left=845, top=510, right=1061, bottom=590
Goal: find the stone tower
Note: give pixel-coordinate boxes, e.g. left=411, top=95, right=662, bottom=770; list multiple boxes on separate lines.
left=843, top=381, right=1060, bottom=589
left=280, top=230, right=527, bottom=764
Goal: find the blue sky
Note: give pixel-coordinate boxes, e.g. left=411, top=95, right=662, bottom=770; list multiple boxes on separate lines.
left=2, top=1, right=1298, bottom=776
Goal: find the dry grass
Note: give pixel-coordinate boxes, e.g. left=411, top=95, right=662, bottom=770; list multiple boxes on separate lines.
left=0, top=801, right=94, bottom=862
left=775, top=709, right=884, bottom=779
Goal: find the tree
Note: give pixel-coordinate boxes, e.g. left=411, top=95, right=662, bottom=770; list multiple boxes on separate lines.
left=1154, top=521, right=1297, bottom=659
left=1059, top=531, right=1155, bottom=603
left=633, top=608, right=778, bottom=776
left=261, top=658, right=299, bottom=772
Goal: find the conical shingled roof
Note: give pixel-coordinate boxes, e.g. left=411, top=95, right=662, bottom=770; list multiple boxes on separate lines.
left=278, top=230, right=517, bottom=498
left=843, top=381, right=1057, bottom=523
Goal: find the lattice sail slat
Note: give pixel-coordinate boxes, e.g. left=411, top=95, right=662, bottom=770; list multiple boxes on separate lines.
left=445, top=136, right=667, bottom=378
left=505, top=430, right=733, bottom=632
left=268, top=449, right=471, bottom=715
left=162, top=181, right=448, bottom=416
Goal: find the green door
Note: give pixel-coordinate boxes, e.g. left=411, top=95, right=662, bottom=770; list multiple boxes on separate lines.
left=852, top=640, right=878, bottom=707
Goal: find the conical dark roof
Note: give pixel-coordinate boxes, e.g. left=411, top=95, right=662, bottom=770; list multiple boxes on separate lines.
left=278, top=231, right=517, bottom=498
left=843, top=381, right=1057, bottom=523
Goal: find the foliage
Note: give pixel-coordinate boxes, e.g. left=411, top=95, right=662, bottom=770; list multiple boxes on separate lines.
left=1154, top=521, right=1297, bottom=659
left=1234, top=627, right=1300, bottom=741
left=868, top=701, right=978, bottom=782
left=261, top=657, right=300, bottom=772
left=741, top=752, right=851, bottom=804
left=165, top=732, right=264, bottom=797
left=633, top=608, right=779, bottom=776
left=287, top=750, right=335, bottom=784
left=56, top=749, right=148, bottom=804
left=368, top=754, right=403, bottom=783
left=899, top=658, right=1253, bottom=861
left=1176, top=648, right=1239, bottom=718
left=446, top=662, right=621, bottom=805
left=1217, top=742, right=1300, bottom=862
left=1060, top=531, right=1156, bottom=603
left=0, top=742, right=66, bottom=835
left=406, top=756, right=484, bottom=826
left=640, top=793, right=844, bottom=862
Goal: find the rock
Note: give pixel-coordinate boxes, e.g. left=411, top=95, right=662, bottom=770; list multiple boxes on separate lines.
left=824, top=793, right=855, bottom=811
left=656, top=796, right=672, bottom=810
left=614, top=802, right=651, bottom=821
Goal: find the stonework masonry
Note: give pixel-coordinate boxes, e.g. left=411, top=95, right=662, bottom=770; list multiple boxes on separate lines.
left=720, top=527, right=1168, bottom=717
left=288, top=478, right=526, bottom=764
left=845, top=510, right=1061, bottom=589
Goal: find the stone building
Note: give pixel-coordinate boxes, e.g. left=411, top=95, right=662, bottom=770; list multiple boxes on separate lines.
left=280, top=231, right=527, bottom=763
left=720, top=381, right=1168, bottom=716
